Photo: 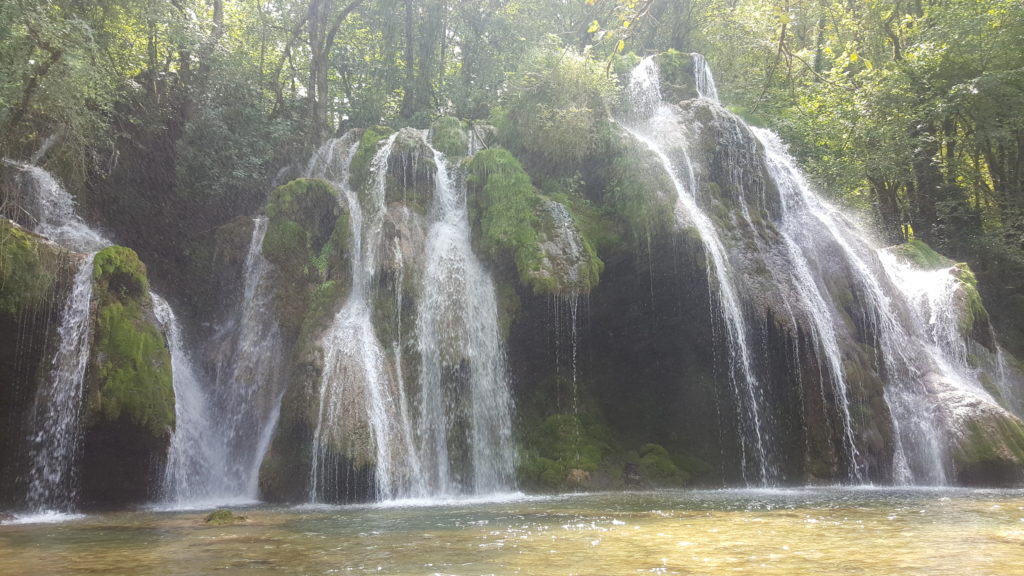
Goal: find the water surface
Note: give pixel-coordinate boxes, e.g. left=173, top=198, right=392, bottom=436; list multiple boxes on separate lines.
left=2, top=488, right=1023, bottom=575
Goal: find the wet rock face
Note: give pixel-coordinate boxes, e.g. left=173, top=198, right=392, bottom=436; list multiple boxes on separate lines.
left=81, top=245, right=176, bottom=508
left=0, top=220, right=77, bottom=507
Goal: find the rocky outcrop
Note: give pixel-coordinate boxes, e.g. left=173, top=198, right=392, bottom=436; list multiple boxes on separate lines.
left=257, top=177, right=352, bottom=502
left=80, top=246, right=175, bottom=508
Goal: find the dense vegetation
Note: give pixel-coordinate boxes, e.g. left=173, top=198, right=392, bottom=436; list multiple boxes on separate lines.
left=4, top=0, right=1020, bottom=351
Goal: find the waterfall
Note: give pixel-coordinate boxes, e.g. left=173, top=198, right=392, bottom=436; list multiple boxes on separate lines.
left=308, top=132, right=414, bottom=500
left=622, top=57, right=774, bottom=485
left=3, top=162, right=111, bottom=511
left=414, top=139, right=515, bottom=494
left=691, top=53, right=719, bottom=102
left=622, top=54, right=1013, bottom=485
left=155, top=294, right=231, bottom=504
left=24, top=253, right=96, bottom=512
left=306, top=128, right=515, bottom=501
left=203, top=216, right=287, bottom=501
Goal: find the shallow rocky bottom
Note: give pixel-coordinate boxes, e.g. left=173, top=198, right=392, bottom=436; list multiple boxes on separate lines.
left=1, top=487, right=1022, bottom=575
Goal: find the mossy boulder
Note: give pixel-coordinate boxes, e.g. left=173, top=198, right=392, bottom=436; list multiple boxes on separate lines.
left=653, top=50, right=699, bottom=102
left=0, top=219, right=67, bottom=316
left=890, top=239, right=955, bottom=269
left=81, top=245, right=175, bottom=508
left=263, top=178, right=350, bottom=345
left=349, top=127, right=394, bottom=194
left=385, top=128, right=436, bottom=213
left=86, top=246, right=173, bottom=437
left=951, top=409, right=1024, bottom=486
left=204, top=509, right=247, bottom=525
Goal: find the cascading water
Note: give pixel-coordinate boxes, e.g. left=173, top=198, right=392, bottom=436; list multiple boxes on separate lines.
left=414, top=139, right=516, bottom=494
left=622, top=53, right=1018, bottom=485
left=3, top=161, right=211, bottom=510
left=197, top=216, right=287, bottom=502
left=306, top=128, right=515, bottom=501
left=4, top=162, right=111, bottom=512
left=622, top=57, right=774, bottom=485
left=155, top=294, right=230, bottom=504
left=308, top=132, right=416, bottom=500
left=691, top=53, right=719, bottom=102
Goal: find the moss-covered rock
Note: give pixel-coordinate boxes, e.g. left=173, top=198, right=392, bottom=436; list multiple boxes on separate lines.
left=86, top=246, right=174, bottom=437
left=349, top=127, right=394, bottom=194
left=951, top=409, right=1024, bottom=486
left=385, top=128, right=436, bottom=213
left=204, top=509, right=247, bottom=525
left=653, top=50, right=699, bottom=102
left=467, top=148, right=602, bottom=296
left=80, top=245, right=175, bottom=508
left=262, top=178, right=350, bottom=345
left=890, top=239, right=955, bottom=269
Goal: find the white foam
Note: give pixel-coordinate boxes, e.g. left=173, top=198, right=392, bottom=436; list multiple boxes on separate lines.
left=2, top=510, right=86, bottom=525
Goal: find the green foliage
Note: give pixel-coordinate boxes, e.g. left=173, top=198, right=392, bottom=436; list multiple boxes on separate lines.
left=88, top=246, right=174, bottom=439
left=517, top=413, right=612, bottom=491
left=637, top=443, right=689, bottom=485
left=497, top=47, right=618, bottom=177
left=429, top=117, right=468, bottom=158
left=466, top=148, right=544, bottom=285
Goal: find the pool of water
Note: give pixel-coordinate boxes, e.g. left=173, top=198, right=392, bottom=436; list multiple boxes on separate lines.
left=2, top=487, right=1023, bottom=575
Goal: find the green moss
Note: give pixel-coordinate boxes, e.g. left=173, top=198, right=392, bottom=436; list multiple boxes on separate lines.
left=955, top=417, right=1024, bottom=467
left=467, top=148, right=604, bottom=295
left=430, top=116, right=469, bottom=158
left=637, top=443, right=689, bottom=485
left=263, top=178, right=349, bottom=342
left=204, top=509, right=246, bottom=525
left=953, top=262, right=991, bottom=337
left=88, top=246, right=174, bottom=438
left=0, top=220, right=61, bottom=316
left=517, top=413, right=612, bottom=491
left=467, top=148, right=544, bottom=283
left=92, top=246, right=148, bottom=299
left=891, top=239, right=955, bottom=269
left=350, top=127, right=393, bottom=194
left=653, top=50, right=698, bottom=101
left=602, top=129, right=678, bottom=243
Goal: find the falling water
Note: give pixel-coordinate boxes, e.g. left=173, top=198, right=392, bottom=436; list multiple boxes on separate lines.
left=691, top=53, right=719, bottom=102
left=750, top=128, right=951, bottom=483
left=207, top=216, right=287, bottom=500
left=414, top=139, right=516, bottom=494
left=4, top=162, right=109, bottom=511
left=155, top=294, right=230, bottom=504
left=309, top=132, right=417, bottom=500
left=622, top=57, right=774, bottom=485
left=24, top=254, right=96, bottom=512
